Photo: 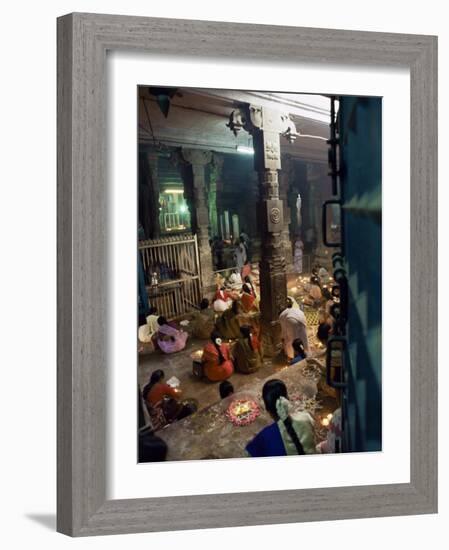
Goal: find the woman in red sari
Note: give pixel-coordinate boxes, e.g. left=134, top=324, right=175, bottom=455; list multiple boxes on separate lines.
left=213, top=286, right=233, bottom=313
left=202, top=331, right=234, bottom=382
left=240, top=283, right=258, bottom=313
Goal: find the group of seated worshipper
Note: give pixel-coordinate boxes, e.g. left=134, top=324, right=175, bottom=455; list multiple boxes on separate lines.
left=213, top=271, right=259, bottom=312
left=138, top=311, right=189, bottom=354
left=246, top=379, right=316, bottom=457
left=142, top=369, right=197, bottom=430
left=214, top=276, right=259, bottom=334
left=301, top=264, right=334, bottom=308
left=196, top=275, right=262, bottom=382
left=200, top=324, right=263, bottom=382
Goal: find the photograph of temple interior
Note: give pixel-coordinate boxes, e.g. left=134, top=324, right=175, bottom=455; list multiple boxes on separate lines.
left=137, top=87, right=382, bottom=462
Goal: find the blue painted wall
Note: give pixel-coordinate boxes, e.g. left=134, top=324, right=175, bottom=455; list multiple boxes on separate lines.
left=339, top=96, right=382, bottom=452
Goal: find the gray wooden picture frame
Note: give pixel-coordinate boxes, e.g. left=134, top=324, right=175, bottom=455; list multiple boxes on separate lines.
left=57, top=12, right=438, bottom=537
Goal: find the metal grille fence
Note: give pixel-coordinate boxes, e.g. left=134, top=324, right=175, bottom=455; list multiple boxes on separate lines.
left=139, top=234, right=202, bottom=319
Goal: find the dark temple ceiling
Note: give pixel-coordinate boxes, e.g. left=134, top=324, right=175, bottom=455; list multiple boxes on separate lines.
left=138, top=87, right=331, bottom=164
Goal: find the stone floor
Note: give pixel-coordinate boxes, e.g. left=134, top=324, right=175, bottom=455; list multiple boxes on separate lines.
left=159, top=364, right=319, bottom=461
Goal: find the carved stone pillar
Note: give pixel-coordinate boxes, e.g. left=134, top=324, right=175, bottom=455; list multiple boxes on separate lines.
left=182, top=149, right=214, bottom=292
left=147, top=151, right=161, bottom=238
left=247, top=170, right=261, bottom=261
left=279, top=156, right=294, bottom=273
left=138, top=149, right=160, bottom=239
left=307, top=163, right=332, bottom=269
left=228, top=105, right=298, bottom=355
left=209, top=154, right=224, bottom=238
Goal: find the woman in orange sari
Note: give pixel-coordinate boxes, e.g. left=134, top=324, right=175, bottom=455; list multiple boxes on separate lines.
left=202, top=331, right=234, bottom=382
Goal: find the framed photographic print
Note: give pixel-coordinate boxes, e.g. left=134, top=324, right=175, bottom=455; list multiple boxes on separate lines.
left=57, top=13, right=437, bottom=536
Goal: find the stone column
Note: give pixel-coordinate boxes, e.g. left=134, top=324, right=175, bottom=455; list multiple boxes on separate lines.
left=248, top=170, right=261, bottom=262
left=254, top=123, right=287, bottom=348
left=228, top=105, right=298, bottom=355
left=209, top=154, right=224, bottom=238
left=279, top=155, right=294, bottom=273
left=224, top=211, right=230, bottom=240
left=182, top=149, right=214, bottom=292
left=138, top=148, right=160, bottom=239
left=307, top=163, right=332, bottom=270
left=147, top=151, right=161, bottom=238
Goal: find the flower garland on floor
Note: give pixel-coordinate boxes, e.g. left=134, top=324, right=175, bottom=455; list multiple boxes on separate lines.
left=226, top=399, right=260, bottom=426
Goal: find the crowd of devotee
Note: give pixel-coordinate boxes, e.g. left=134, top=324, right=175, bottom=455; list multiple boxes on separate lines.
left=138, top=259, right=342, bottom=462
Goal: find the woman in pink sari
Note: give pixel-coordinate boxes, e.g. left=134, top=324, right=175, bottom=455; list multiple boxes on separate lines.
left=154, top=316, right=188, bottom=354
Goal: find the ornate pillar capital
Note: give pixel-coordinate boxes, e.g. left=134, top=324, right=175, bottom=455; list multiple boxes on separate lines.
left=227, top=104, right=298, bottom=144
left=211, top=152, right=225, bottom=171
left=181, top=148, right=212, bottom=168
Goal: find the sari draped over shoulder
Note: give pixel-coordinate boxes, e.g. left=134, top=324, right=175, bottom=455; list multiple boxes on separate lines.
left=192, top=308, right=215, bottom=340
left=246, top=411, right=316, bottom=457
left=277, top=411, right=316, bottom=455
left=233, top=335, right=263, bottom=374
left=215, top=308, right=242, bottom=340
left=202, top=342, right=234, bottom=382
left=157, top=323, right=188, bottom=354
left=241, top=292, right=257, bottom=313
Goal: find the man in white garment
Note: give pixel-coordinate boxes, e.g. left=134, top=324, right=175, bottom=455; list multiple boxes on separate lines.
left=279, top=301, right=309, bottom=360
